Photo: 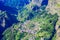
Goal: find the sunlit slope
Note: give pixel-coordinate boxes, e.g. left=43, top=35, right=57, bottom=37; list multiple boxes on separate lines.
left=46, top=0, right=60, bottom=15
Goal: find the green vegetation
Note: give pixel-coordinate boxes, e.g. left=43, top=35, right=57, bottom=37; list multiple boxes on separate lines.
left=56, top=3, right=60, bottom=7
left=2, top=4, right=58, bottom=40
left=52, top=34, right=56, bottom=40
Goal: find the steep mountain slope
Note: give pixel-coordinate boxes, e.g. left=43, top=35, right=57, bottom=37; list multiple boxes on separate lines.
left=46, top=0, right=60, bottom=40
